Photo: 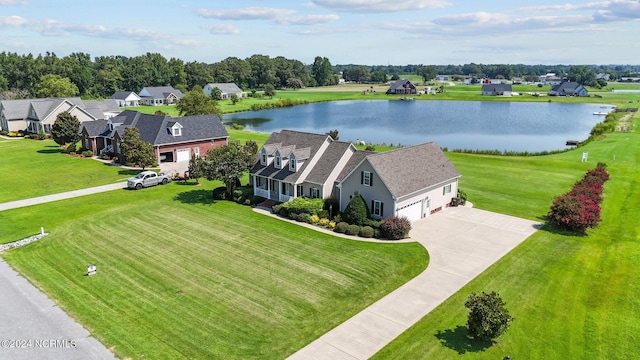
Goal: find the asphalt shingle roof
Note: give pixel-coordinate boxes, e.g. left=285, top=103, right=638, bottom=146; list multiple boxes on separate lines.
left=365, top=142, right=461, bottom=198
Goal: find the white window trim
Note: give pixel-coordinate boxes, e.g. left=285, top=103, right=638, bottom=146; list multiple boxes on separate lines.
left=289, top=158, right=296, bottom=171
left=373, top=200, right=382, bottom=216
left=363, top=171, right=372, bottom=186
left=311, top=188, right=320, bottom=199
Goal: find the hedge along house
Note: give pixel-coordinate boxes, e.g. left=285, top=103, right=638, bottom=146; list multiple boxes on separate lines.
left=80, top=110, right=228, bottom=163
left=250, top=130, right=461, bottom=222
left=337, top=142, right=461, bottom=222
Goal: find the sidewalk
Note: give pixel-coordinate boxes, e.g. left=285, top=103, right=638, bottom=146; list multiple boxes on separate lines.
left=0, top=182, right=126, bottom=212
left=287, top=206, right=541, bottom=359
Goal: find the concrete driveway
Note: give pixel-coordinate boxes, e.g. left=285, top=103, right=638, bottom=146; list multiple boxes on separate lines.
left=288, top=205, right=541, bottom=359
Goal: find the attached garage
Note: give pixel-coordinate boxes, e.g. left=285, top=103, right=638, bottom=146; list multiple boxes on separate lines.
left=397, top=200, right=425, bottom=223
left=176, top=148, right=191, bottom=162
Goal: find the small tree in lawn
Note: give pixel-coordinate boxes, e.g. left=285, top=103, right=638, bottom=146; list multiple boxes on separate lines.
left=203, top=142, right=255, bottom=198
left=51, top=111, right=81, bottom=146
left=188, top=154, right=205, bottom=185
left=465, top=291, right=513, bottom=342
left=264, top=84, right=276, bottom=99
left=230, top=93, right=239, bottom=105
left=119, top=127, right=155, bottom=169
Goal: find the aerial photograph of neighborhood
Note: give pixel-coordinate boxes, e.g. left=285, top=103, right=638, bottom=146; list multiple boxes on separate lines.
left=1, top=0, right=639, bottom=359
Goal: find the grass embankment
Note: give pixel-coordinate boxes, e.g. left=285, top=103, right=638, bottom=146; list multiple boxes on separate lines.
left=373, top=116, right=640, bottom=358
left=1, top=184, right=427, bottom=359
left=0, top=138, right=131, bottom=203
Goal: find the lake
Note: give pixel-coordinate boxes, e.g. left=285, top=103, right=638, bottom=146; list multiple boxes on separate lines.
left=223, top=100, right=610, bottom=152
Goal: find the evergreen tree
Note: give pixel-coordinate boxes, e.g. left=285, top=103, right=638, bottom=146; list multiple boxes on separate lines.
left=120, top=128, right=155, bottom=169
left=51, top=111, right=81, bottom=146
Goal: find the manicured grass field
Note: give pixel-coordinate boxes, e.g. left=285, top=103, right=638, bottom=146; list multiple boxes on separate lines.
left=1, top=184, right=427, bottom=359
left=0, top=138, right=131, bottom=202
left=373, top=117, right=640, bottom=358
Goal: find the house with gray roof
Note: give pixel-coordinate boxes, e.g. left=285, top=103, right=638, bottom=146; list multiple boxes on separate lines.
left=482, top=84, right=513, bottom=96
left=80, top=110, right=228, bottom=163
left=548, top=80, right=588, bottom=97
left=0, top=97, right=120, bottom=133
left=250, top=130, right=461, bottom=222
left=203, top=83, right=244, bottom=99
left=138, top=86, right=185, bottom=106
left=386, top=79, right=417, bottom=95
left=111, top=91, right=141, bottom=107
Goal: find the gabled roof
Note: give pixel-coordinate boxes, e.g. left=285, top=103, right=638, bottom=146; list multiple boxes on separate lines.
left=81, top=119, right=111, bottom=137
left=250, top=130, right=332, bottom=183
left=362, top=142, right=461, bottom=198
left=550, top=80, right=583, bottom=93
left=112, top=110, right=227, bottom=146
left=0, top=99, right=33, bottom=120
left=388, top=79, right=416, bottom=90
left=205, top=83, right=243, bottom=94
left=111, top=91, right=141, bottom=100
left=83, top=99, right=121, bottom=118
left=482, top=84, right=512, bottom=92
left=138, top=86, right=185, bottom=99
left=305, top=141, right=353, bottom=184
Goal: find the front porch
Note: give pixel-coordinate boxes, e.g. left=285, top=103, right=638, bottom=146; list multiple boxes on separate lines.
left=252, top=176, right=295, bottom=203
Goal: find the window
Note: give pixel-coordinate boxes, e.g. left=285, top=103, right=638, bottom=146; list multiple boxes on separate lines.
left=194, top=147, right=200, bottom=158
left=296, top=185, right=303, bottom=197
left=261, top=153, right=267, bottom=165
left=274, top=156, right=281, bottom=168
left=173, top=127, right=181, bottom=136
left=372, top=200, right=383, bottom=216
left=311, top=188, right=320, bottom=199
left=289, top=158, right=296, bottom=171
left=443, top=184, right=452, bottom=195
left=361, top=171, right=372, bottom=186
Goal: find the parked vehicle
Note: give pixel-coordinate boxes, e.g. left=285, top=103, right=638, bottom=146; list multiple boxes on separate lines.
left=127, top=171, right=171, bottom=190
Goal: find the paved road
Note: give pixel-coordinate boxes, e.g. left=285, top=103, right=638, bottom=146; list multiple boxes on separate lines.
left=288, top=206, right=541, bottom=359
left=0, top=259, right=117, bottom=359
left=0, top=182, right=126, bottom=212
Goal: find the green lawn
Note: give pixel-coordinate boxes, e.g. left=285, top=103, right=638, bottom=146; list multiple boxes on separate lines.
left=373, top=117, right=640, bottom=358
left=0, top=138, right=131, bottom=202
left=1, top=184, right=427, bottom=359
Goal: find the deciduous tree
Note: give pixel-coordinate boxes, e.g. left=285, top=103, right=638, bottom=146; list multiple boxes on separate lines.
left=51, top=111, right=81, bottom=146
left=120, top=127, right=155, bottom=169
left=203, top=142, right=255, bottom=198
left=176, top=89, right=222, bottom=117
left=36, top=74, right=79, bottom=98
left=465, top=291, right=513, bottom=341
left=188, top=154, right=205, bottom=184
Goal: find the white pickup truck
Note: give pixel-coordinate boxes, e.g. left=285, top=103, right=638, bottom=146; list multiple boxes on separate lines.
left=127, top=171, right=171, bottom=190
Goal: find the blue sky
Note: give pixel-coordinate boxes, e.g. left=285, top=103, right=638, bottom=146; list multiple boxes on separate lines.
left=1, top=0, right=639, bottom=65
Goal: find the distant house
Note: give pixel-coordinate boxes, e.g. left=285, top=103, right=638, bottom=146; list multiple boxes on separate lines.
left=435, top=75, right=449, bottom=81
left=386, top=80, right=417, bottom=95
left=541, top=73, right=563, bottom=86
left=250, top=130, right=461, bottom=222
left=0, top=97, right=119, bottom=133
left=138, top=86, right=185, bottom=106
left=80, top=110, right=228, bottom=163
left=513, top=77, right=523, bottom=84
left=482, top=84, right=513, bottom=96
left=203, top=83, right=244, bottom=99
left=111, top=91, right=142, bottom=107
left=548, top=80, right=588, bottom=97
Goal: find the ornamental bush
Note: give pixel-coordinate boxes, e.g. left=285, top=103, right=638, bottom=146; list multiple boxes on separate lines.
left=334, top=222, right=349, bottom=234
left=465, top=291, right=513, bottom=341
left=346, top=224, right=361, bottom=236
left=342, top=193, right=370, bottom=226
left=281, top=197, right=324, bottom=216
left=380, top=216, right=412, bottom=240
left=359, top=226, right=374, bottom=238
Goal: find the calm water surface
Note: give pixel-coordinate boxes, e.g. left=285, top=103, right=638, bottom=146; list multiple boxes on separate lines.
left=224, top=100, right=610, bottom=152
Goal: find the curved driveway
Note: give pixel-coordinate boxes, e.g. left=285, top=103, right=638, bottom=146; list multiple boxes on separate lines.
left=288, top=206, right=541, bottom=359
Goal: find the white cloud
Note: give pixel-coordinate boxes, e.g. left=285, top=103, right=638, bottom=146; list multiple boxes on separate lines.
left=196, top=7, right=296, bottom=20
left=278, top=14, right=339, bottom=25
left=202, top=23, right=240, bottom=35
left=0, top=15, right=29, bottom=27
left=311, top=0, right=451, bottom=13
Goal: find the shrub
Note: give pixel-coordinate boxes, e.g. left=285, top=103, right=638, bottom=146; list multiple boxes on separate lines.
left=363, top=218, right=381, bottom=229
left=317, top=210, right=329, bottom=219
left=7, top=131, right=16, bottom=137
left=101, top=153, right=111, bottom=160
left=81, top=150, right=93, bottom=157
left=309, top=214, right=320, bottom=225
left=346, top=224, right=360, bottom=236
left=332, top=214, right=342, bottom=223
left=465, top=291, right=513, bottom=341
left=334, top=222, right=349, bottom=234
left=62, top=142, right=76, bottom=154
left=272, top=203, right=283, bottom=215
left=318, top=218, right=330, bottom=227
left=328, top=221, right=336, bottom=229
left=380, top=216, right=412, bottom=240
left=0, top=130, right=7, bottom=136
left=547, top=193, right=600, bottom=233
left=281, top=197, right=324, bottom=216
left=29, top=134, right=40, bottom=140
left=231, top=123, right=244, bottom=130
left=359, top=226, right=374, bottom=238
left=343, top=193, right=370, bottom=226
left=323, top=197, right=339, bottom=217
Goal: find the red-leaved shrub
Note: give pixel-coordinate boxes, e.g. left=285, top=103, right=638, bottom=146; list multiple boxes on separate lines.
left=380, top=216, right=412, bottom=240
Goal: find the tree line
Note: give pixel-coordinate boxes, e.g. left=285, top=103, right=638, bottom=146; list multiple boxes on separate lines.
left=1, top=50, right=639, bottom=100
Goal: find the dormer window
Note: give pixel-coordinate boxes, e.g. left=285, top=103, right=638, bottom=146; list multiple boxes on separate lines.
left=170, top=122, right=183, bottom=137
left=289, top=158, right=296, bottom=171
left=261, top=153, right=267, bottom=165
left=274, top=155, right=281, bottom=168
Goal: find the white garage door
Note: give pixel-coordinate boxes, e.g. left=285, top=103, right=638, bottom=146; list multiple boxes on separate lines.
left=397, top=200, right=423, bottom=222
left=176, top=148, right=191, bottom=162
